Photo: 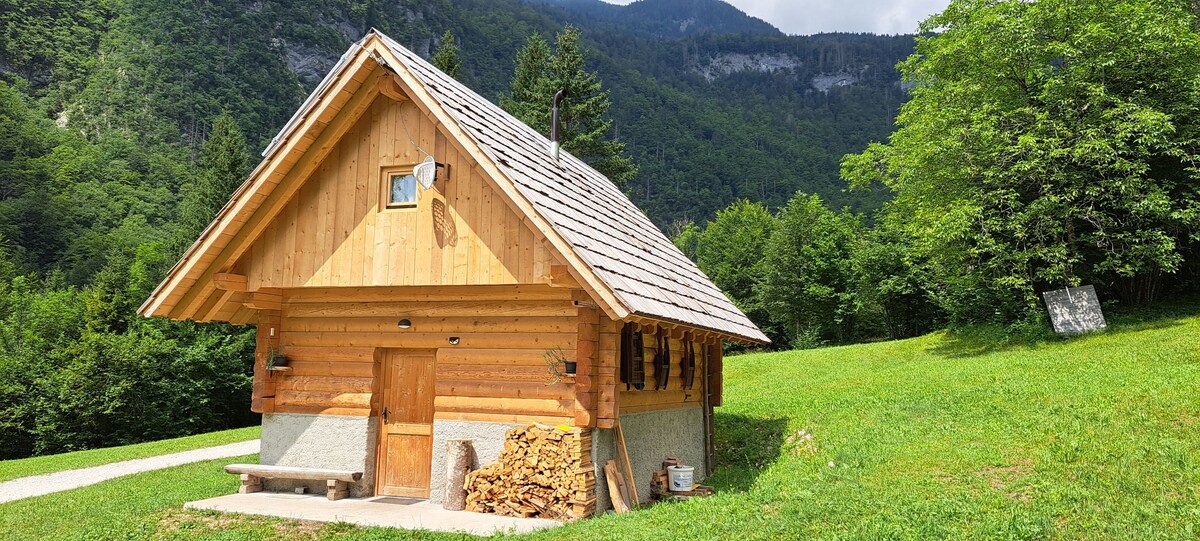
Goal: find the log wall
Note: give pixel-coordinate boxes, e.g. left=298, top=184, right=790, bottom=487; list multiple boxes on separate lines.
left=608, top=325, right=713, bottom=417
left=256, top=285, right=579, bottom=425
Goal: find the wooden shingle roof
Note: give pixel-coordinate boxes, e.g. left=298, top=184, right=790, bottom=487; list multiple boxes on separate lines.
left=374, top=33, right=767, bottom=344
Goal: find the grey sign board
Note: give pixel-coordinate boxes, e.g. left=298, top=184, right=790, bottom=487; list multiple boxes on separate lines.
left=1042, top=285, right=1107, bottom=335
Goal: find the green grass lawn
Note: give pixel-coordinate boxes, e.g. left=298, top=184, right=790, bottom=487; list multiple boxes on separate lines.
left=3, top=305, right=1199, bottom=540
left=0, top=426, right=260, bottom=482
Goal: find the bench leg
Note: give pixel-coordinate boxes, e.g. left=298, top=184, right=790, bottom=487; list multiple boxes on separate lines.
left=327, top=480, right=350, bottom=501
left=239, top=474, right=263, bottom=494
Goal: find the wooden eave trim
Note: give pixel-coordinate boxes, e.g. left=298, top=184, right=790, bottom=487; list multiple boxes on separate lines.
left=364, top=36, right=631, bottom=323
left=139, top=47, right=380, bottom=319
left=623, top=313, right=764, bottom=346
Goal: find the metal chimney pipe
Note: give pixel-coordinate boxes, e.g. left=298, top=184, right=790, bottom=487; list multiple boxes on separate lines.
left=550, top=89, right=565, bottom=161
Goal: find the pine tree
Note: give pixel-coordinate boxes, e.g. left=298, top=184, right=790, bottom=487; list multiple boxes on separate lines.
left=502, top=34, right=553, bottom=132
left=177, top=112, right=250, bottom=247
left=501, top=27, right=637, bottom=188
left=431, top=30, right=462, bottom=80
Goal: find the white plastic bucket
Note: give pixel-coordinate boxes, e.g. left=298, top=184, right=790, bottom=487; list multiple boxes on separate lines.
left=667, top=465, right=694, bottom=492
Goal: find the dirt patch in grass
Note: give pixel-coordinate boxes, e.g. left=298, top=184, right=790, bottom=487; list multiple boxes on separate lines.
left=976, top=458, right=1033, bottom=501
left=157, top=509, right=326, bottom=539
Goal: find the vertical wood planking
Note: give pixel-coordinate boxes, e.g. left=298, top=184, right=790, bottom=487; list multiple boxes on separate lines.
left=237, top=91, right=558, bottom=292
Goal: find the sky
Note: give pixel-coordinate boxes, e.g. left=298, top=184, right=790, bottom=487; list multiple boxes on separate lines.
left=602, top=0, right=952, bottom=35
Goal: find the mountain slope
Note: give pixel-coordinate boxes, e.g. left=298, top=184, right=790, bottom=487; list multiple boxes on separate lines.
left=1, top=0, right=912, bottom=226
left=528, top=0, right=782, bottom=37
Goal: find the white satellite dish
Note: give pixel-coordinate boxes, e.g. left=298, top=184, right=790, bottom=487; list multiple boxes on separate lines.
left=414, top=156, right=437, bottom=189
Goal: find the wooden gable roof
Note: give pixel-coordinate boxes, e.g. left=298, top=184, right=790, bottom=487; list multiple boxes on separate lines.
left=139, top=31, right=768, bottom=345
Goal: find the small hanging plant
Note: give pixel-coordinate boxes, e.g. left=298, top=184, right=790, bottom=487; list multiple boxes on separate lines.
left=543, top=347, right=575, bottom=385
left=267, top=344, right=290, bottom=369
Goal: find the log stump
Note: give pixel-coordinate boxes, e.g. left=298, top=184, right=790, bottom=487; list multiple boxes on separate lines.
left=443, top=439, right=474, bottom=511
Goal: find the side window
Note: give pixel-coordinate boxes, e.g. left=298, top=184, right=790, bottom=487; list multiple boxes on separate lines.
left=387, top=172, right=417, bottom=208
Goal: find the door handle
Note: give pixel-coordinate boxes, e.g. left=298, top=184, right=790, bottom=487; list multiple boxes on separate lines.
left=382, top=407, right=390, bottom=424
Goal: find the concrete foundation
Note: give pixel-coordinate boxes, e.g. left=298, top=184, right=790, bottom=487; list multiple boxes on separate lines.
left=259, top=413, right=378, bottom=497
left=593, top=405, right=707, bottom=510
left=258, top=406, right=707, bottom=510
left=591, top=427, right=616, bottom=511
left=427, top=419, right=523, bottom=504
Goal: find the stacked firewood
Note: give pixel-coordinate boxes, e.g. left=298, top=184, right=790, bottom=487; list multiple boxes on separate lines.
left=464, top=424, right=595, bottom=520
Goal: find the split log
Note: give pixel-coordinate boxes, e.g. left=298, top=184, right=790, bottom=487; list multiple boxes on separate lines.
left=443, top=439, right=474, bottom=511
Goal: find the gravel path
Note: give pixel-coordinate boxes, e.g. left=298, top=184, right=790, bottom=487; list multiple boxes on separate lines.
left=0, top=439, right=260, bottom=504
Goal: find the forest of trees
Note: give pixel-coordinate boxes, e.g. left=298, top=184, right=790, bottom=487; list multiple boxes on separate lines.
left=1, top=0, right=1196, bottom=458
left=677, top=0, right=1200, bottom=348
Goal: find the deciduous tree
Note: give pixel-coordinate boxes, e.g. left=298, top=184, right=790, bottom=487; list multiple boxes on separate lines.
left=760, top=193, right=863, bottom=347
left=843, top=0, right=1200, bottom=323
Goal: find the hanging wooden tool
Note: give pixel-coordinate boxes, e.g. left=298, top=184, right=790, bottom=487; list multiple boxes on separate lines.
left=653, top=325, right=670, bottom=390
left=620, top=323, right=645, bottom=390
left=681, top=331, right=696, bottom=390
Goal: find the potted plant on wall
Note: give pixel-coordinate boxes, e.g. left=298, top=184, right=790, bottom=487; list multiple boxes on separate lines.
left=267, top=345, right=290, bottom=371
left=543, top=347, right=575, bottom=385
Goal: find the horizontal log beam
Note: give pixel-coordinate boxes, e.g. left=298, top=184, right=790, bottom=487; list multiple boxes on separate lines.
left=214, top=273, right=248, bottom=292
left=245, top=290, right=282, bottom=311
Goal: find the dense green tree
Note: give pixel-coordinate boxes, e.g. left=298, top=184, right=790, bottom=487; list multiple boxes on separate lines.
left=686, top=200, right=781, bottom=342
left=694, top=201, right=774, bottom=302
left=178, top=112, right=249, bottom=246
left=671, top=221, right=701, bottom=261
left=843, top=0, right=1200, bottom=323
left=0, top=0, right=111, bottom=89
left=850, top=211, right=941, bottom=340
left=431, top=30, right=462, bottom=80
left=503, top=34, right=552, bottom=125
left=501, top=27, right=637, bottom=188
left=760, top=193, right=864, bottom=347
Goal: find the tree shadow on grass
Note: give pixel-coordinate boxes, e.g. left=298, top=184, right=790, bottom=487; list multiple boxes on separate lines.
left=926, top=325, right=1045, bottom=359
left=705, top=413, right=789, bottom=493
left=929, top=296, right=1200, bottom=359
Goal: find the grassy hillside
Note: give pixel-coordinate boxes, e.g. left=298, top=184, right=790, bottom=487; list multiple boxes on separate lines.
left=0, top=426, right=259, bottom=483
left=3, top=305, right=1198, bottom=539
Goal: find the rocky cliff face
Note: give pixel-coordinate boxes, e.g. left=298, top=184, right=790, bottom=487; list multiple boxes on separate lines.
left=698, top=52, right=804, bottom=81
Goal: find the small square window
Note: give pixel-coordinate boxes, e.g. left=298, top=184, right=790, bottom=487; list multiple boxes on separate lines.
left=388, top=173, right=417, bottom=207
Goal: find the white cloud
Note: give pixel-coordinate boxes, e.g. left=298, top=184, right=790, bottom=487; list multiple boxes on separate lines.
left=602, top=0, right=950, bottom=35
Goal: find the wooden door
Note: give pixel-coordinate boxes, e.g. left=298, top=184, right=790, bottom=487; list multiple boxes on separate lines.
left=375, top=348, right=436, bottom=497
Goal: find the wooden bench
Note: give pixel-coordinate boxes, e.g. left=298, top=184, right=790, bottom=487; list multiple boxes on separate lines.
left=224, top=464, right=363, bottom=501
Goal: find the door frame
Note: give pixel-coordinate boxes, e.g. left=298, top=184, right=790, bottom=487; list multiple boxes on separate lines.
left=373, top=347, right=437, bottom=498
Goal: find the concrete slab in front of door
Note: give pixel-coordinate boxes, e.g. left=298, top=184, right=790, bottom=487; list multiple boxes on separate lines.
left=185, top=492, right=562, bottom=535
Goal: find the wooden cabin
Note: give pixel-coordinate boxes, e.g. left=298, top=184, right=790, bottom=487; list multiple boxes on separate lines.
left=139, top=30, right=768, bottom=516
